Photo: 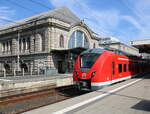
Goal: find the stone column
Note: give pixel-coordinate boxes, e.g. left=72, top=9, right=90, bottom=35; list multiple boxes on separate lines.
left=82, top=33, right=85, bottom=47
left=47, top=55, right=57, bottom=69
left=12, top=38, right=17, bottom=55
left=44, top=28, right=50, bottom=52
left=0, top=42, right=2, bottom=54
left=74, top=31, right=77, bottom=48
left=30, top=35, right=35, bottom=53
left=5, top=42, right=7, bottom=53
left=50, top=27, right=55, bottom=49
left=12, top=60, right=16, bottom=71
left=47, top=55, right=57, bottom=74
left=25, top=38, right=28, bottom=50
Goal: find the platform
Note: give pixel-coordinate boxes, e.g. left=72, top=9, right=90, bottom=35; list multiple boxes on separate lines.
left=25, top=74, right=150, bottom=114
left=0, top=74, right=72, bottom=97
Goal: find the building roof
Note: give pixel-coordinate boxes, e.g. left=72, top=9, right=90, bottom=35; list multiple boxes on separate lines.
left=0, top=7, right=80, bottom=31
left=100, top=42, right=139, bottom=51
left=131, top=39, right=150, bottom=53
left=0, top=6, right=101, bottom=41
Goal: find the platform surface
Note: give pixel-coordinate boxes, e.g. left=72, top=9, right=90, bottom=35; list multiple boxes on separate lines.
left=25, top=74, right=150, bottom=114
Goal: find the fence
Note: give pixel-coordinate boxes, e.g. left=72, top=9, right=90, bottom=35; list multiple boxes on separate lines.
left=0, top=67, right=57, bottom=78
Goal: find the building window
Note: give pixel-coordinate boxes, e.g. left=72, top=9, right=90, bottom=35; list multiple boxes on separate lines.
left=118, top=64, right=122, bottom=73
left=19, top=39, right=21, bottom=52
left=6, top=42, right=9, bottom=52
left=37, top=33, right=45, bottom=51
left=27, top=37, right=30, bottom=50
left=59, top=35, right=64, bottom=48
left=68, top=30, right=89, bottom=49
left=2, top=40, right=12, bottom=54
left=23, top=38, right=26, bottom=52
left=112, top=62, right=115, bottom=74
left=2, top=43, right=5, bottom=52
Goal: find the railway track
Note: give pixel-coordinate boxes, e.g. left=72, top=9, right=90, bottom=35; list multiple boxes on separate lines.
left=0, top=85, right=89, bottom=114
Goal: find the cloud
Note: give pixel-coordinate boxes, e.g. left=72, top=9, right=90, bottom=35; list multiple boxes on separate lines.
left=50, top=0, right=121, bottom=37
left=121, top=15, right=143, bottom=30
left=50, top=0, right=150, bottom=43
left=50, top=0, right=75, bottom=7
left=0, top=6, right=15, bottom=25
left=121, top=0, right=150, bottom=39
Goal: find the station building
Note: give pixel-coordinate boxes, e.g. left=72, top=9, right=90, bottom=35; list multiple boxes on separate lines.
left=131, top=39, right=150, bottom=59
left=0, top=7, right=100, bottom=74
left=99, top=37, right=139, bottom=56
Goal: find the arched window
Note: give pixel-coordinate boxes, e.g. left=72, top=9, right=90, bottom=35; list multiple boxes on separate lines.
left=36, top=34, right=42, bottom=51
left=93, top=43, right=96, bottom=48
left=59, top=35, right=64, bottom=48
left=68, top=30, right=89, bottom=49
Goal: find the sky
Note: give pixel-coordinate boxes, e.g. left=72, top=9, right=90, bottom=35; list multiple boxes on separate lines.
left=0, top=0, right=150, bottom=44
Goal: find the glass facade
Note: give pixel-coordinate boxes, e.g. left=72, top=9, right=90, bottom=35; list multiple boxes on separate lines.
left=68, top=30, right=89, bottom=49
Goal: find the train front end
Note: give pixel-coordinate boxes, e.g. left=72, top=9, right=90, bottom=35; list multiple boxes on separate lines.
left=73, top=48, right=106, bottom=90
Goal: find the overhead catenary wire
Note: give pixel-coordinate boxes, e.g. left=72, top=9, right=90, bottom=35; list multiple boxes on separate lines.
left=1, top=0, right=112, bottom=37
left=1, top=0, right=80, bottom=26
left=0, top=17, right=18, bottom=24
left=74, top=0, right=136, bottom=42
left=27, top=0, right=80, bottom=23
left=29, top=0, right=51, bottom=10
left=0, top=17, right=22, bottom=29
left=6, top=0, right=39, bottom=14
left=118, top=0, right=148, bottom=26
left=73, top=0, right=111, bottom=37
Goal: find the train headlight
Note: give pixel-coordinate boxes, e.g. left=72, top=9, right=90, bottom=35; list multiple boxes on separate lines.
left=75, top=72, right=78, bottom=76
left=91, top=72, right=96, bottom=77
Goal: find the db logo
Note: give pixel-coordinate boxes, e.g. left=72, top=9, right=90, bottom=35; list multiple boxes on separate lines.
left=82, top=73, right=86, bottom=78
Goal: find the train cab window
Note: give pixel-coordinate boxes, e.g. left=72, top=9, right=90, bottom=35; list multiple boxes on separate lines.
left=80, top=53, right=100, bottom=71
left=118, top=64, right=122, bottom=73
left=124, top=64, right=127, bottom=72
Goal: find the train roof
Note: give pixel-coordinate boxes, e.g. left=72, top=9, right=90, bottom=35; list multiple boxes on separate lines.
left=104, top=47, right=139, bottom=57
left=80, top=48, right=106, bottom=55
left=80, top=48, right=140, bottom=58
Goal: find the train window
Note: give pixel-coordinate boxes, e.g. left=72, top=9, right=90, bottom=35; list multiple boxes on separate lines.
left=131, top=64, right=134, bottom=71
left=133, top=64, right=135, bottom=71
left=128, top=64, right=131, bottom=71
left=124, top=64, right=126, bottom=72
left=112, top=62, right=115, bottom=74
left=118, top=64, right=122, bottom=73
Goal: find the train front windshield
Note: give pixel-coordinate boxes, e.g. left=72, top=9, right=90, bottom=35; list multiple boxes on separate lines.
left=80, top=54, right=100, bottom=71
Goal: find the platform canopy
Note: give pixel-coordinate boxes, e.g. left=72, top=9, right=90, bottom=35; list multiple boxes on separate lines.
left=131, top=39, right=150, bottom=53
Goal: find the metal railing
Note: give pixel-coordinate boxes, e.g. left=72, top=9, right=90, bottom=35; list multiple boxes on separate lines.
left=0, top=68, right=49, bottom=77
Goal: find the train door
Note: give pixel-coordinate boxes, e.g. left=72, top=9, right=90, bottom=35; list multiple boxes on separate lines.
left=111, top=61, right=115, bottom=80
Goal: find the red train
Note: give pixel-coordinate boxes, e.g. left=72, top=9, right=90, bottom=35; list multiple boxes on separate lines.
left=73, top=48, right=149, bottom=90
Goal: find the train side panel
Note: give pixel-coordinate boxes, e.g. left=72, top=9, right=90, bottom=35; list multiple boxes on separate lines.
left=91, top=51, right=114, bottom=89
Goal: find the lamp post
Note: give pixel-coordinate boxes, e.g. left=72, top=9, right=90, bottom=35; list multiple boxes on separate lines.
left=17, top=31, right=20, bottom=71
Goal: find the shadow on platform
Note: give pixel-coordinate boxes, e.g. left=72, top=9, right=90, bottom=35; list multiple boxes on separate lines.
left=131, top=100, right=150, bottom=112
left=55, top=85, right=89, bottom=97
